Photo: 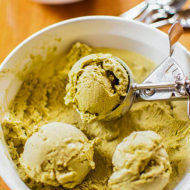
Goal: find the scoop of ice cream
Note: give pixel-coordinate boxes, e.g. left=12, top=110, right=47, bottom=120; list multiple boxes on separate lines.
left=108, top=131, right=171, bottom=190
left=20, top=122, right=95, bottom=188
left=65, top=53, right=129, bottom=122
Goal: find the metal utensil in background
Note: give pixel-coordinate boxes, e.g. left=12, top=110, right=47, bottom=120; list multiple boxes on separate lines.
left=120, top=1, right=148, bottom=20
left=145, top=8, right=168, bottom=24
left=145, top=0, right=187, bottom=24
left=120, top=0, right=187, bottom=26
left=137, top=0, right=178, bottom=22
left=151, top=9, right=190, bottom=28
left=164, top=0, right=187, bottom=14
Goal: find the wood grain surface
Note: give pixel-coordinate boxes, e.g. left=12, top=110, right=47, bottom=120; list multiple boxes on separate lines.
left=0, top=0, right=190, bottom=189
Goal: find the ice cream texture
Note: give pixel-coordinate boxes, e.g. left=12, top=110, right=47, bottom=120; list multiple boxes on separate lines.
left=108, top=131, right=171, bottom=190
left=65, top=53, right=129, bottom=122
left=20, top=122, right=95, bottom=188
left=1, top=42, right=190, bottom=190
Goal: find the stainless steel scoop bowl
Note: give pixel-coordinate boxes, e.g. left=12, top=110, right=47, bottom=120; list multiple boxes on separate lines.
left=106, top=22, right=190, bottom=120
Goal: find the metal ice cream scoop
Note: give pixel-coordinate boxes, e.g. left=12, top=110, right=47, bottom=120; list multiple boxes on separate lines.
left=109, top=22, right=190, bottom=120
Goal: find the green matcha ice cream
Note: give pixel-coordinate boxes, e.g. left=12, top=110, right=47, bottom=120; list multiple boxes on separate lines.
left=65, top=53, right=129, bottom=122
left=20, top=122, right=95, bottom=189
left=2, top=42, right=189, bottom=190
left=108, top=131, right=171, bottom=190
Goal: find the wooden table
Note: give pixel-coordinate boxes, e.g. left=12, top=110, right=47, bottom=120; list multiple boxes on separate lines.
left=0, top=0, right=190, bottom=189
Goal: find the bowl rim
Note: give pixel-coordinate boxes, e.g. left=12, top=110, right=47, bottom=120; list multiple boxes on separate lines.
left=1, top=15, right=189, bottom=72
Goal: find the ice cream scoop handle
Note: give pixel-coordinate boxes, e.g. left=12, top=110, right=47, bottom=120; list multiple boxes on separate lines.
left=132, top=80, right=190, bottom=100
left=132, top=82, right=177, bottom=91
left=132, top=79, right=190, bottom=119
left=169, top=21, right=184, bottom=56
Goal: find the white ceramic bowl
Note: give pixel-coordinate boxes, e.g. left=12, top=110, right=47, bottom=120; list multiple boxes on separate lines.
left=0, top=16, right=190, bottom=190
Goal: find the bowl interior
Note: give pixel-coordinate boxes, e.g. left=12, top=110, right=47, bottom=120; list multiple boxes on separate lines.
left=0, top=16, right=190, bottom=190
